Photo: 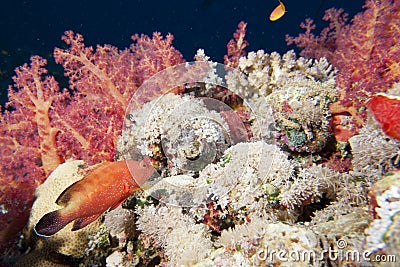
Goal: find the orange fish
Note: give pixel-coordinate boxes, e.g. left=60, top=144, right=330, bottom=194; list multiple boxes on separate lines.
left=366, top=93, right=400, bottom=140
left=269, top=0, right=286, bottom=21
left=34, top=159, right=156, bottom=237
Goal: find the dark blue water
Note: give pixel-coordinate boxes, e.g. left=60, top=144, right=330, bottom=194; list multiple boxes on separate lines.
left=0, top=0, right=365, bottom=105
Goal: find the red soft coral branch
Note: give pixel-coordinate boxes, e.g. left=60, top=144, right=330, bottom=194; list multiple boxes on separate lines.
left=5, top=56, right=62, bottom=175
left=131, top=32, right=184, bottom=82
left=53, top=30, right=184, bottom=164
left=286, top=9, right=348, bottom=62
left=54, top=31, right=129, bottom=107
left=224, top=21, right=249, bottom=68
left=0, top=56, right=66, bottom=249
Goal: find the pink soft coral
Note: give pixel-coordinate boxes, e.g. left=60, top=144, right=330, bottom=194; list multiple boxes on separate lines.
left=224, top=21, right=249, bottom=68
left=54, top=31, right=184, bottom=163
left=0, top=56, right=65, bottom=249
left=0, top=31, right=184, bottom=251
left=287, top=0, right=400, bottom=126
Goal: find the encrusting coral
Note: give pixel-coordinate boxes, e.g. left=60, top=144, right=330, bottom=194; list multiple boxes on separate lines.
left=14, top=160, right=102, bottom=267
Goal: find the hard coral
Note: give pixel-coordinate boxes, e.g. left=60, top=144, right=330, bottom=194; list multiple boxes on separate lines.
left=15, top=160, right=102, bottom=267
left=287, top=0, right=400, bottom=125
left=228, top=49, right=337, bottom=152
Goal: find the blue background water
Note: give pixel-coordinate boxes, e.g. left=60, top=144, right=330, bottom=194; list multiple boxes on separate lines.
left=0, top=0, right=365, bottom=105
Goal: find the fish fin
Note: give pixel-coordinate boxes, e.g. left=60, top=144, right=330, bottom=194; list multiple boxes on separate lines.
left=56, top=181, right=79, bottom=206
left=71, top=214, right=100, bottom=231
left=34, top=210, right=71, bottom=237
left=109, top=199, right=125, bottom=211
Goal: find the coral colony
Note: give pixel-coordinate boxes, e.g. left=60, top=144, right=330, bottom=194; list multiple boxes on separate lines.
left=1, top=0, right=400, bottom=266
left=285, top=0, right=400, bottom=140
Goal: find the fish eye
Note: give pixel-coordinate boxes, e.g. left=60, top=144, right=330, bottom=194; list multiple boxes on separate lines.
left=140, top=161, right=147, bottom=168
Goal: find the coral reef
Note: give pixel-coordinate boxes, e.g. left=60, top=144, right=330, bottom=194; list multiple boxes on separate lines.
left=2, top=17, right=400, bottom=267
left=99, top=136, right=372, bottom=265
left=286, top=0, right=400, bottom=128
left=226, top=49, right=337, bottom=152
left=0, top=30, right=184, bottom=251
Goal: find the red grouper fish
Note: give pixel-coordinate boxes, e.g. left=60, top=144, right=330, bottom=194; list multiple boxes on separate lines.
left=34, top=158, right=156, bottom=237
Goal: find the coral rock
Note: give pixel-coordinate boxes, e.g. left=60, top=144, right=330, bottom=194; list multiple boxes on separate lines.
left=15, top=160, right=102, bottom=266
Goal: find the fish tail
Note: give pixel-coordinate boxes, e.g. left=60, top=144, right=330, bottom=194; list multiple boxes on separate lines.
left=34, top=210, right=72, bottom=237
left=72, top=214, right=101, bottom=231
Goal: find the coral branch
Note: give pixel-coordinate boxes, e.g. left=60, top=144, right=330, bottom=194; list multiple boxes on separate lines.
left=287, top=0, right=400, bottom=124
left=53, top=30, right=184, bottom=164
left=5, top=56, right=62, bottom=175
left=0, top=56, right=66, bottom=250
left=54, top=31, right=128, bottom=107
left=224, top=21, right=249, bottom=68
